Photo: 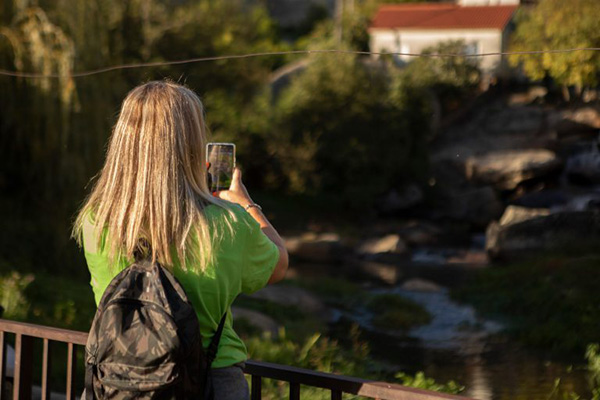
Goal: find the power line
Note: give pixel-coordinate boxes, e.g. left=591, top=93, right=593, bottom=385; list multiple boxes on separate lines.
left=1, top=47, right=600, bottom=79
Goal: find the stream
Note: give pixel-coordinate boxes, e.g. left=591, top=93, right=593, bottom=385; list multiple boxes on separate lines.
left=313, top=252, right=592, bottom=400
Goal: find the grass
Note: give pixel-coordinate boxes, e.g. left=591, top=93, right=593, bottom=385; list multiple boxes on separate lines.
left=367, top=293, right=432, bottom=331
left=452, top=254, right=600, bottom=355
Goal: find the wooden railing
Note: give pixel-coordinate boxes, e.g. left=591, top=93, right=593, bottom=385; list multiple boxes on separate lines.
left=0, top=319, right=472, bottom=400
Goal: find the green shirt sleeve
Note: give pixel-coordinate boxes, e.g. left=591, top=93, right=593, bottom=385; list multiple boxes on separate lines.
left=240, top=212, right=280, bottom=294
left=81, top=216, right=129, bottom=305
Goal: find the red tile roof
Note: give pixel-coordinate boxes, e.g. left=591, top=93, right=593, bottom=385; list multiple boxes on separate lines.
left=370, top=3, right=518, bottom=30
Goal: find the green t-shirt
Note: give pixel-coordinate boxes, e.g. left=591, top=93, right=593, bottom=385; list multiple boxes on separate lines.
left=82, top=203, right=279, bottom=369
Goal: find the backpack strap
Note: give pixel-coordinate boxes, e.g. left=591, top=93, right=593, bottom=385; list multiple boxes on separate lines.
left=201, top=312, right=228, bottom=400
left=206, top=312, right=227, bottom=367
left=84, top=363, right=95, bottom=400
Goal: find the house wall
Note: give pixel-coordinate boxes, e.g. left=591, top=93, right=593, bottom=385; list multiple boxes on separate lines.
left=369, top=28, right=505, bottom=74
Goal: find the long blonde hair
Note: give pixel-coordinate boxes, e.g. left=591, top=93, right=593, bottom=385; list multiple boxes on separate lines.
left=73, top=80, right=234, bottom=272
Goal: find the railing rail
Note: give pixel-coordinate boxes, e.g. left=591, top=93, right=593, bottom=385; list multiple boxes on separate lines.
left=0, top=319, right=473, bottom=400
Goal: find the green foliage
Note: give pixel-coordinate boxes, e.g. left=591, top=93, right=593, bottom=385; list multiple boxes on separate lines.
left=367, top=293, right=432, bottom=331
left=0, top=0, right=284, bottom=277
left=588, top=344, right=600, bottom=392
left=265, top=52, right=429, bottom=206
left=509, top=0, right=600, bottom=89
left=400, top=40, right=481, bottom=90
left=453, top=256, right=600, bottom=354
left=0, top=271, right=34, bottom=319
left=397, top=40, right=481, bottom=117
left=396, top=371, right=464, bottom=394
left=547, top=344, right=600, bottom=400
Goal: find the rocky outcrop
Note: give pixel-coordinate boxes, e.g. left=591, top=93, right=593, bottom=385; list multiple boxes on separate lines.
left=549, top=106, right=600, bottom=135
left=566, top=149, right=600, bottom=184
left=345, top=259, right=402, bottom=285
left=376, top=185, right=424, bottom=214
left=284, top=232, right=344, bottom=263
left=443, top=186, right=504, bottom=228
left=465, top=149, right=563, bottom=190
left=486, top=206, right=600, bottom=260
left=357, top=234, right=407, bottom=256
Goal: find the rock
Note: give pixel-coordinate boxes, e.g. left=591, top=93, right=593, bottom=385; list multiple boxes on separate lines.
left=401, top=278, right=443, bottom=292
left=398, top=222, right=442, bottom=246
left=566, top=149, right=600, bottom=185
left=560, top=195, right=600, bottom=212
left=431, top=159, right=503, bottom=227
left=484, top=106, right=545, bottom=134
left=444, top=186, right=504, bottom=228
left=486, top=207, right=600, bottom=260
left=411, top=249, right=446, bottom=265
left=231, top=307, right=280, bottom=337
left=284, top=232, right=344, bottom=263
left=377, top=185, right=424, bottom=214
left=512, top=189, right=569, bottom=209
left=357, top=234, right=407, bottom=256
left=249, top=285, right=329, bottom=318
left=507, top=86, right=548, bottom=106
left=498, top=205, right=551, bottom=226
left=465, top=149, right=563, bottom=190
left=550, top=106, right=600, bottom=135
left=345, top=259, right=402, bottom=285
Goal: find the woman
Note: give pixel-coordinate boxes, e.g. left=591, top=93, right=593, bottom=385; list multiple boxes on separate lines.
left=72, top=80, right=289, bottom=399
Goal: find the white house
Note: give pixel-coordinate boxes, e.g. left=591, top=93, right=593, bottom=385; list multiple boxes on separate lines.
left=368, top=0, right=519, bottom=76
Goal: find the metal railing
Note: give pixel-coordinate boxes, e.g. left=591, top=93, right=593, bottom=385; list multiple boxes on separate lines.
left=0, top=319, right=472, bottom=400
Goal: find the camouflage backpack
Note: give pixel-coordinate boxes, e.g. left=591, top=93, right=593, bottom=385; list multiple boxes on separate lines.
left=84, top=258, right=226, bottom=400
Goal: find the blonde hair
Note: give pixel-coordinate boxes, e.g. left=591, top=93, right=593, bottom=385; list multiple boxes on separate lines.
left=73, top=80, right=234, bottom=272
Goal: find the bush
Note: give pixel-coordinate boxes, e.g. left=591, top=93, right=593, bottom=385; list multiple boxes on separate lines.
left=263, top=52, right=429, bottom=207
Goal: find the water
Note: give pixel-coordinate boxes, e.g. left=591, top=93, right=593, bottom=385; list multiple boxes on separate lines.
left=334, top=282, right=591, bottom=399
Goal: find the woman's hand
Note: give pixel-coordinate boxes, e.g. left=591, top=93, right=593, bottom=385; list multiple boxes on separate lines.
left=216, top=168, right=253, bottom=208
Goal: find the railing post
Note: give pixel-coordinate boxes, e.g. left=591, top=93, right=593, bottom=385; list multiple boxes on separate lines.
left=289, top=382, right=300, bottom=400
left=331, top=389, right=342, bottom=400
left=0, top=332, right=7, bottom=400
left=41, top=339, right=52, bottom=400
left=66, top=343, right=77, bottom=400
left=13, top=334, right=33, bottom=400
left=251, top=375, right=262, bottom=400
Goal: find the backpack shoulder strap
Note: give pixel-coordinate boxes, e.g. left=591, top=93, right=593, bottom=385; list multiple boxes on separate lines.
left=205, top=312, right=227, bottom=368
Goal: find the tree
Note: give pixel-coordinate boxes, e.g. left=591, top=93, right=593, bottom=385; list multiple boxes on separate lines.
left=509, top=0, right=600, bottom=98
left=263, top=52, right=429, bottom=207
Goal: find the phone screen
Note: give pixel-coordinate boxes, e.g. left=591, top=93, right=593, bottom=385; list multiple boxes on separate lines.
left=206, top=143, right=236, bottom=192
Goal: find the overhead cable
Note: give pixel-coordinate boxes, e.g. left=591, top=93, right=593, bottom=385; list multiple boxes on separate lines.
left=1, top=47, right=599, bottom=79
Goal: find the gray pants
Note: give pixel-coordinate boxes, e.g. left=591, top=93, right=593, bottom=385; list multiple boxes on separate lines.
left=210, top=364, right=250, bottom=400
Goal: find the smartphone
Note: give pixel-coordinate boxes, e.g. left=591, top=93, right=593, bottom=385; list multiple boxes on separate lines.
left=206, top=143, right=236, bottom=192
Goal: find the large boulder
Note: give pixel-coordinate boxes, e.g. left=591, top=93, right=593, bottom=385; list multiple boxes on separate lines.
left=284, top=232, right=344, bottom=263
left=465, top=149, right=563, bottom=190
left=376, top=185, right=424, bottom=214
left=442, top=186, right=504, bottom=228
left=486, top=206, right=600, bottom=260
left=566, top=149, right=600, bottom=185
left=549, top=106, right=600, bottom=136
left=357, top=234, right=408, bottom=256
